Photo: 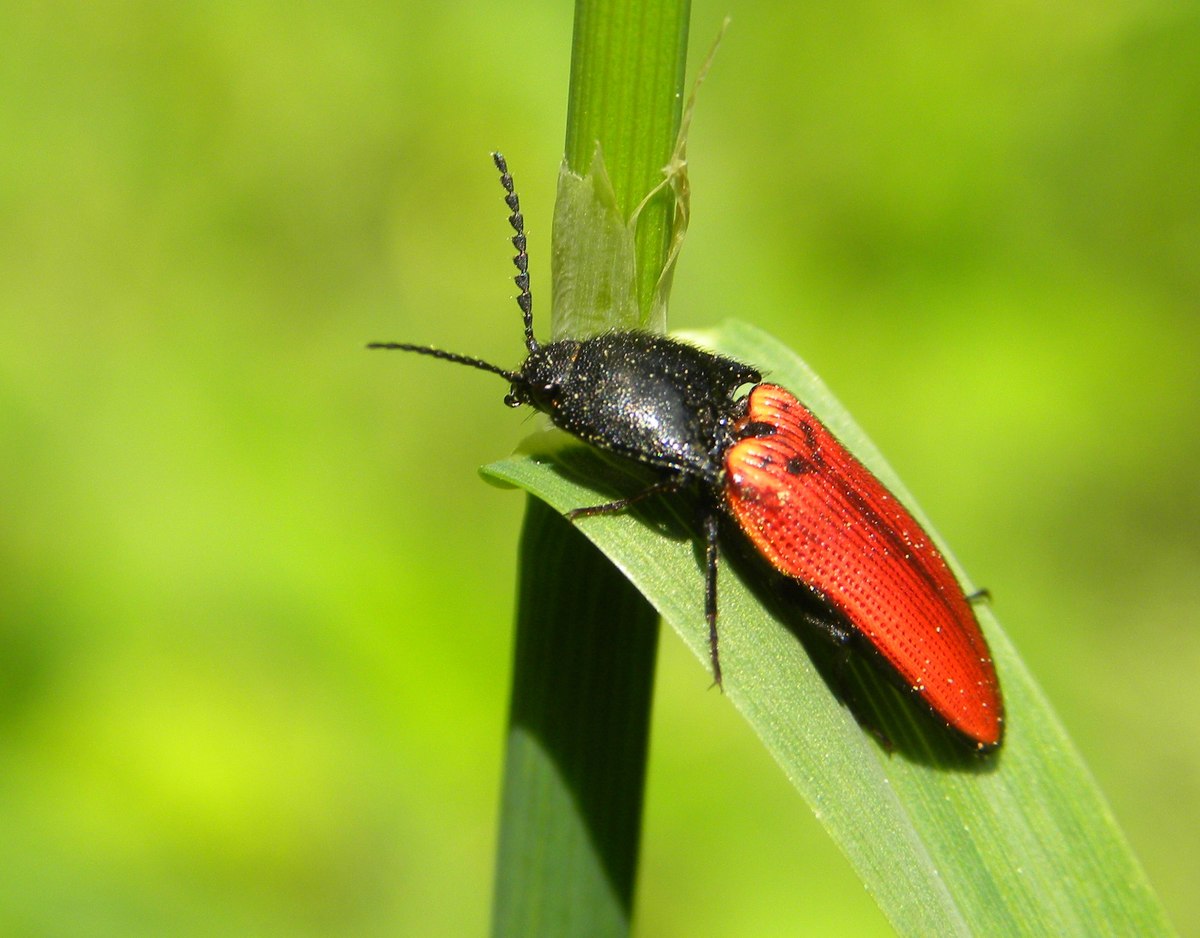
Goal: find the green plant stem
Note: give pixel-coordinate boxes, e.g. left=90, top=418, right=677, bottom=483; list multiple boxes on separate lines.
left=491, top=501, right=660, bottom=937
left=565, top=0, right=690, bottom=315
left=491, top=2, right=691, bottom=936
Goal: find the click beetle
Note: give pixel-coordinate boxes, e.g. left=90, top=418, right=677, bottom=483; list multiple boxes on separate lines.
left=370, top=153, right=1003, bottom=750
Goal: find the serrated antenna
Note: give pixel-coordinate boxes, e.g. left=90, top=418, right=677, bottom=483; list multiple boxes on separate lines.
left=492, top=152, right=537, bottom=353
left=363, top=342, right=519, bottom=382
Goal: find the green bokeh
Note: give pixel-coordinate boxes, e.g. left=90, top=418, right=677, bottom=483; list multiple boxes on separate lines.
left=2, top=3, right=1196, bottom=936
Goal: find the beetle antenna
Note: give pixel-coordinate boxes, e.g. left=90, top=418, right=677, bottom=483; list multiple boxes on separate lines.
left=366, top=154, right=539, bottom=385
left=492, top=152, right=537, bottom=353
left=366, top=342, right=521, bottom=383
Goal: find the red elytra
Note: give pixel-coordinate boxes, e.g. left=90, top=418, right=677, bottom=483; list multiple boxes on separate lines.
left=724, top=383, right=1004, bottom=749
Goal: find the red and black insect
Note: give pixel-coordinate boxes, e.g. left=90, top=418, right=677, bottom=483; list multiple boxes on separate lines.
left=371, top=153, right=1003, bottom=750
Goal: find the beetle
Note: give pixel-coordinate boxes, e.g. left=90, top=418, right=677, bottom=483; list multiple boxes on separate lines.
left=370, top=153, right=1003, bottom=750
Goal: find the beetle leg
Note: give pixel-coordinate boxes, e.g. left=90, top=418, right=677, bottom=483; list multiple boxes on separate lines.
left=566, top=474, right=688, bottom=519
left=704, top=509, right=722, bottom=688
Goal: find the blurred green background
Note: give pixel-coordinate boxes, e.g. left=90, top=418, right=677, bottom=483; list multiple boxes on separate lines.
left=2, top=2, right=1197, bottom=935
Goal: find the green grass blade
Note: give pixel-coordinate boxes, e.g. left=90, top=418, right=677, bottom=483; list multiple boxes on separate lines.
left=486, top=320, right=1175, bottom=937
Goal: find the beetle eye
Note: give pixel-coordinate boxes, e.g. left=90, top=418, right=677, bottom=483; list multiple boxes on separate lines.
left=504, top=382, right=532, bottom=408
